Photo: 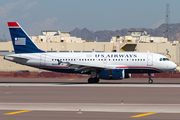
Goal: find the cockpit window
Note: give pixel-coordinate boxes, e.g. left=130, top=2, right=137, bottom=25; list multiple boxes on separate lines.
left=159, top=58, right=170, bottom=61
left=166, top=58, right=169, bottom=61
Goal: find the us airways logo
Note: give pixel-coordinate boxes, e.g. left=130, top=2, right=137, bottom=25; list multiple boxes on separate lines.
left=95, top=54, right=137, bottom=58
left=52, top=59, right=63, bottom=65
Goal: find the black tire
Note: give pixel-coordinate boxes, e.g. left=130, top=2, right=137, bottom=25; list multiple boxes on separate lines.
left=88, top=78, right=93, bottom=83
left=94, top=77, right=99, bottom=83
left=88, top=78, right=99, bottom=83
left=148, top=79, right=153, bottom=84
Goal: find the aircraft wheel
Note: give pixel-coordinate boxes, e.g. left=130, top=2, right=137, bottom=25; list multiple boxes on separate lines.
left=88, top=78, right=99, bottom=83
left=88, top=78, right=93, bottom=83
left=94, top=77, right=99, bottom=83
left=148, top=79, right=153, bottom=84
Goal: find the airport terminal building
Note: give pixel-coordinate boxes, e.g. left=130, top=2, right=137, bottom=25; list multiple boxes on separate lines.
left=0, top=30, right=180, bottom=72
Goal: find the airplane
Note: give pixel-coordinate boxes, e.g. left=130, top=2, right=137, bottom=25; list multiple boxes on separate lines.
left=4, top=22, right=177, bottom=84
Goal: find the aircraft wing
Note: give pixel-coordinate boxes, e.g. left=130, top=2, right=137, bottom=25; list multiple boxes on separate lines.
left=64, top=61, right=121, bottom=73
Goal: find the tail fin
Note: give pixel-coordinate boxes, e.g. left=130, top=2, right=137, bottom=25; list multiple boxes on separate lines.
left=7, top=22, right=45, bottom=54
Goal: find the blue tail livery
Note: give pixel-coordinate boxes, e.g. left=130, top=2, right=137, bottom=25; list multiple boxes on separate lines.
left=7, top=22, right=45, bottom=54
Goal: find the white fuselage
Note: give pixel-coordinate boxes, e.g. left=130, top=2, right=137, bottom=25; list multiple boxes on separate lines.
left=5, top=52, right=177, bottom=74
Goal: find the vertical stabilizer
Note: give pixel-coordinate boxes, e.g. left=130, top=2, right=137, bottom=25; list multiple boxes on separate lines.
left=7, top=22, right=45, bottom=54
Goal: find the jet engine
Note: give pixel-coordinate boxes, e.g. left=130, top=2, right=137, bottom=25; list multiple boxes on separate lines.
left=98, top=69, right=131, bottom=80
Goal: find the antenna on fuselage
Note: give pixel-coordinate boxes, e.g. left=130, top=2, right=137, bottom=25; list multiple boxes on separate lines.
left=147, top=50, right=149, bottom=53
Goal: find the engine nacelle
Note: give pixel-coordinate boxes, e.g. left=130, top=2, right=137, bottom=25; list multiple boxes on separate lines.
left=98, top=69, right=130, bottom=80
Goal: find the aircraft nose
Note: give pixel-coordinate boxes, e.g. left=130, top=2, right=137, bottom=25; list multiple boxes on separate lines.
left=170, top=62, right=177, bottom=70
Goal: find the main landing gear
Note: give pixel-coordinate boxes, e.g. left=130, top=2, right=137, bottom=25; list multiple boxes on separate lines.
left=88, top=77, right=99, bottom=83
left=88, top=71, right=100, bottom=83
left=148, top=73, right=153, bottom=84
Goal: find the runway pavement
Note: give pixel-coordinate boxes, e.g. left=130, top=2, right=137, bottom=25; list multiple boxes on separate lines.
left=0, top=77, right=180, bottom=120
left=1, top=103, right=180, bottom=113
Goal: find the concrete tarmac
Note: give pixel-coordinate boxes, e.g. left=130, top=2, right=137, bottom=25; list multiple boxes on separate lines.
left=0, top=77, right=180, bottom=83
left=1, top=103, right=180, bottom=113
left=0, top=77, right=180, bottom=120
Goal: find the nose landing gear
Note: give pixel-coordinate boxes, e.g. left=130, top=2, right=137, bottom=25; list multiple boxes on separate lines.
left=148, top=73, right=153, bottom=84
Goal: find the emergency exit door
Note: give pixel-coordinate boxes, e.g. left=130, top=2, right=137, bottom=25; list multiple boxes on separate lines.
left=40, top=54, right=46, bottom=66
left=147, top=54, right=153, bottom=66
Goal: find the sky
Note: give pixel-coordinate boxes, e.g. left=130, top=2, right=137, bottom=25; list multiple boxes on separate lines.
left=0, top=0, right=180, bottom=41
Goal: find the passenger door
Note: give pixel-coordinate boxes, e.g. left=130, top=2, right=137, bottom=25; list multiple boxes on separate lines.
left=40, top=54, right=46, bottom=66
left=147, top=54, right=153, bottom=66
left=103, top=57, right=107, bottom=64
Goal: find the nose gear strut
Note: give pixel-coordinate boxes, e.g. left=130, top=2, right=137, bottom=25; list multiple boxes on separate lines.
left=148, top=73, right=153, bottom=84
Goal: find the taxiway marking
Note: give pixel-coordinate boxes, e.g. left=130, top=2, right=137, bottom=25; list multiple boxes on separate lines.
left=131, top=112, right=156, bottom=117
left=4, top=110, right=32, bottom=115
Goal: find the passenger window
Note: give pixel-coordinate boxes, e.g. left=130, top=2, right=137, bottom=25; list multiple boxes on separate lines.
left=79, top=59, right=81, bottom=61
left=93, top=59, right=95, bottom=61
left=160, top=58, right=162, bottom=61
left=74, top=59, right=76, bottom=61
left=101, top=59, right=103, bottom=61
left=109, top=59, right=111, bottom=61
left=90, top=59, right=92, bottom=61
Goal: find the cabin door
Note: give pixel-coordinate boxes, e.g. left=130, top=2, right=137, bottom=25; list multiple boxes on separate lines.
left=40, top=54, right=46, bottom=66
left=103, top=57, right=107, bottom=64
left=147, top=54, right=153, bottom=66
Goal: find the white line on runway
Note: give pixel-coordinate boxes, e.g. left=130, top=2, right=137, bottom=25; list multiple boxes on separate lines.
left=1, top=83, right=180, bottom=87
left=0, top=103, right=180, bottom=113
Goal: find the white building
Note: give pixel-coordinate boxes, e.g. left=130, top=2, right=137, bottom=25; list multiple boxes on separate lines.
left=30, top=30, right=85, bottom=43
left=110, top=31, right=168, bottom=43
